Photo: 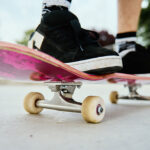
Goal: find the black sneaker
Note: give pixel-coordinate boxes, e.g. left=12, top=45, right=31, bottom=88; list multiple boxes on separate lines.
left=118, top=41, right=150, bottom=74
left=28, top=10, right=122, bottom=74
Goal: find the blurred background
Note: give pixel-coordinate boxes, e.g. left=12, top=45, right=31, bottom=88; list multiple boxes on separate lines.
left=0, top=0, right=150, bottom=47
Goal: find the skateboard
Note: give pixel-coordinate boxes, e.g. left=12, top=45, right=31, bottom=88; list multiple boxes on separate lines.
left=1, top=41, right=150, bottom=123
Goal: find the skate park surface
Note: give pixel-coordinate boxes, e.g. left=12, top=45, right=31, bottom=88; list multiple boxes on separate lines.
left=0, top=80, right=150, bottom=150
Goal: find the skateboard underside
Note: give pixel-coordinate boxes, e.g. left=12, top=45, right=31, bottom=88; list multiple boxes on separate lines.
left=0, top=49, right=79, bottom=82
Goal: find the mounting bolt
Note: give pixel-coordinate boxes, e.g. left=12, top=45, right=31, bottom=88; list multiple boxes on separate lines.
left=97, top=104, right=103, bottom=115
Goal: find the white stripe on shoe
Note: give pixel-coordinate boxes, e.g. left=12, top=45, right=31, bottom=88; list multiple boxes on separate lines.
left=67, top=56, right=122, bottom=72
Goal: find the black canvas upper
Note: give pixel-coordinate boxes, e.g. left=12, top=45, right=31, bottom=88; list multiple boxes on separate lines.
left=33, top=10, right=119, bottom=63
left=120, top=42, right=150, bottom=74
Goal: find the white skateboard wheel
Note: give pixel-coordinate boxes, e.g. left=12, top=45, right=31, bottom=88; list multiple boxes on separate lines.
left=24, top=92, right=44, bottom=114
left=110, top=91, right=118, bottom=104
left=81, top=96, right=105, bottom=123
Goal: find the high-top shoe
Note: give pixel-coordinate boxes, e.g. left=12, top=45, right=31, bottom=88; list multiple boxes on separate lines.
left=118, top=41, right=150, bottom=74
left=28, top=10, right=122, bottom=74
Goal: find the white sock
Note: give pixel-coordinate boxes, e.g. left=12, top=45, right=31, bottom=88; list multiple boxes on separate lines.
left=42, top=0, right=72, bottom=15
left=115, top=32, right=137, bottom=57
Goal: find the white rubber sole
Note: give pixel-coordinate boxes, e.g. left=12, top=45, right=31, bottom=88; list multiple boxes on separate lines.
left=67, top=56, right=123, bottom=72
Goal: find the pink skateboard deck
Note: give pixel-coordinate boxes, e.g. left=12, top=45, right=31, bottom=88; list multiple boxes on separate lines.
left=0, top=41, right=150, bottom=83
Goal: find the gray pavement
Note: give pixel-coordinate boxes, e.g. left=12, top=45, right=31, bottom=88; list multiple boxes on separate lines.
left=0, top=82, right=150, bottom=150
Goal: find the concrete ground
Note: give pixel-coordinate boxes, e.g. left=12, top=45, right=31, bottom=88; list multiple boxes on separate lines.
left=0, top=82, right=150, bottom=150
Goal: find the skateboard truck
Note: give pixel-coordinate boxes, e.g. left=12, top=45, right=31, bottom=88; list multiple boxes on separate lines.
left=23, top=82, right=105, bottom=123
left=36, top=82, right=82, bottom=113
left=110, top=83, right=150, bottom=103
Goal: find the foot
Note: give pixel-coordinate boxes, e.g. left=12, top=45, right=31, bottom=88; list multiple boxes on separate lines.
left=118, top=41, right=150, bottom=74
left=28, top=10, right=122, bottom=74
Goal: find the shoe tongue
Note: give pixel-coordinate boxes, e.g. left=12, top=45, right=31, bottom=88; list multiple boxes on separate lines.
left=42, top=10, right=79, bottom=26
